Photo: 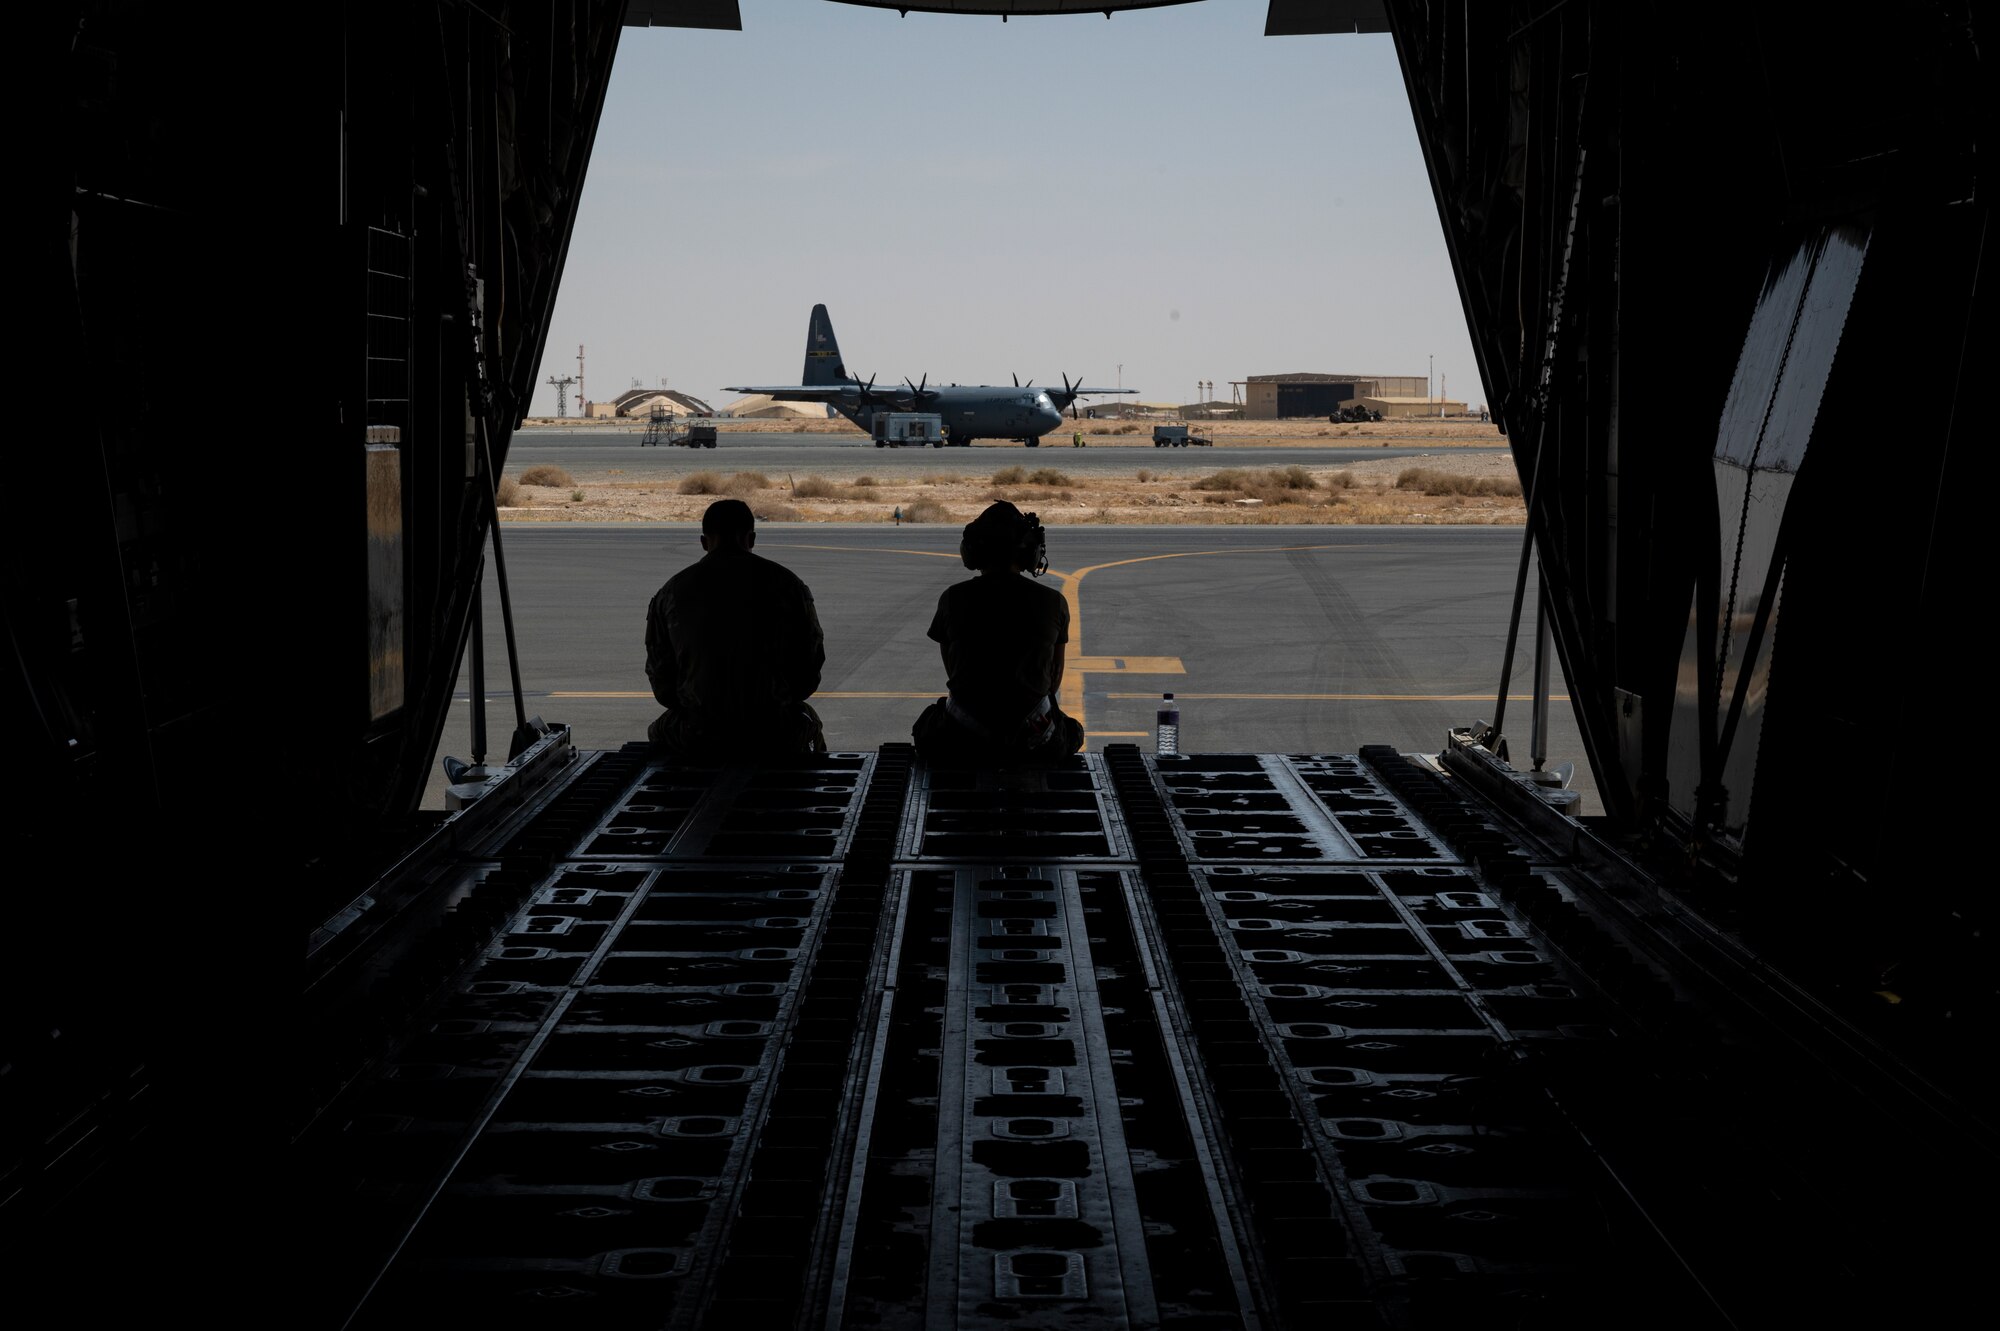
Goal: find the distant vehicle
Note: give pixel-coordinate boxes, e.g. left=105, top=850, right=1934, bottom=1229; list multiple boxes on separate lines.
left=1331, top=405, right=1383, bottom=423
left=872, top=412, right=946, bottom=448
left=640, top=409, right=717, bottom=448
left=726, top=304, right=1135, bottom=446
left=1153, top=424, right=1212, bottom=448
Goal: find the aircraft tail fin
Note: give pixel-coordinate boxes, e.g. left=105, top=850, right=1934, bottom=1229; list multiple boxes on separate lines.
left=802, top=304, right=848, bottom=386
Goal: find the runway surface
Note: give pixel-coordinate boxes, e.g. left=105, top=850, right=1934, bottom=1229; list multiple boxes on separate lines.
left=426, top=524, right=1588, bottom=810
left=503, top=428, right=1511, bottom=481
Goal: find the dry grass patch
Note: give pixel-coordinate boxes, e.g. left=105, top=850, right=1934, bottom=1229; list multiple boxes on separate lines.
left=850, top=487, right=882, bottom=502
left=791, top=474, right=840, bottom=499
left=991, top=465, right=1027, bottom=485
left=519, top=464, right=573, bottom=488
left=1396, top=467, right=1522, bottom=497
left=1192, top=467, right=1317, bottom=494
left=1026, top=468, right=1075, bottom=487
left=750, top=499, right=799, bottom=521
left=853, top=475, right=879, bottom=487
left=678, top=470, right=771, bottom=496
left=495, top=475, right=521, bottom=506
left=899, top=498, right=952, bottom=523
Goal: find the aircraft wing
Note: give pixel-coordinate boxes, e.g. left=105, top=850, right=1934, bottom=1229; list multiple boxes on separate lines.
left=1070, top=389, right=1136, bottom=396
left=725, top=384, right=931, bottom=410
left=721, top=385, right=845, bottom=401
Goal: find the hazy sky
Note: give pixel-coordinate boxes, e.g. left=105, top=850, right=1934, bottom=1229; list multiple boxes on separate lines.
left=531, top=0, right=1483, bottom=417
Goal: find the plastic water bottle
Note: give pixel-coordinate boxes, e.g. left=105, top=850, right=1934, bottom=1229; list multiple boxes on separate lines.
left=1155, top=692, right=1180, bottom=758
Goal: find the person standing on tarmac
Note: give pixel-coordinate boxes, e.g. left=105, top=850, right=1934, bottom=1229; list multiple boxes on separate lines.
left=1073, top=429, right=1085, bottom=447
left=645, top=499, right=827, bottom=761
left=912, top=501, right=1084, bottom=765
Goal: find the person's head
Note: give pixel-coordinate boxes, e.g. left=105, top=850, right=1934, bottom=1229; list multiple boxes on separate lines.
left=960, top=501, right=1046, bottom=576
left=700, top=498, right=755, bottom=553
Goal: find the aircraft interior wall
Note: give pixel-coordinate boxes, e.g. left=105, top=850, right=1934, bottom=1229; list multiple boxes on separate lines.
left=1382, top=0, right=1989, bottom=1061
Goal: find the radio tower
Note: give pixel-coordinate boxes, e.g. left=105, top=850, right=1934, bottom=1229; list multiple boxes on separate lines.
left=545, top=373, right=577, bottom=418
left=576, top=344, right=586, bottom=416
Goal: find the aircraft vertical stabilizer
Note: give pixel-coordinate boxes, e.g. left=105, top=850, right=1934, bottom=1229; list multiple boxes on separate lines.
left=802, top=303, right=847, bottom=386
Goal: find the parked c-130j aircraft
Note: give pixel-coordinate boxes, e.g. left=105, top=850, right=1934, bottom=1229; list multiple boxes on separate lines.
left=725, top=304, right=1134, bottom=446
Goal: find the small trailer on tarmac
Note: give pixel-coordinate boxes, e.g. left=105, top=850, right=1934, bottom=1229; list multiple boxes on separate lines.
left=872, top=412, right=947, bottom=448
left=1153, top=424, right=1212, bottom=447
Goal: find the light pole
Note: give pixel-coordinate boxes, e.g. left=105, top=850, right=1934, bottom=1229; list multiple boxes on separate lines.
left=1428, top=353, right=1433, bottom=407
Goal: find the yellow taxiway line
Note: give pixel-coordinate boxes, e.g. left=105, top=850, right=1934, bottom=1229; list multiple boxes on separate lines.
left=1103, top=692, right=1570, bottom=702
left=1050, top=543, right=1355, bottom=741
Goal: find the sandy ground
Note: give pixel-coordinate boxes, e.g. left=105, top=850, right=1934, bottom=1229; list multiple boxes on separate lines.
left=498, top=446, right=1525, bottom=527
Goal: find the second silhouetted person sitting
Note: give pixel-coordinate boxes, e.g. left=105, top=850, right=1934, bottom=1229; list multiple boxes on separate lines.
left=912, top=501, right=1084, bottom=765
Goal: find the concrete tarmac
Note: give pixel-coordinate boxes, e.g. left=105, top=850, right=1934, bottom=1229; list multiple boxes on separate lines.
left=425, top=524, right=1590, bottom=813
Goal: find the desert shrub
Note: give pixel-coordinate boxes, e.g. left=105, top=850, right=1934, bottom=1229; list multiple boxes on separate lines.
left=749, top=499, right=799, bottom=521
left=1114, top=424, right=1140, bottom=434
left=569, top=489, right=584, bottom=503
left=900, top=498, right=951, bottom=523
left=1323, top=470, right=1358, bottom=490
left=981, top=488, right=1012, bottom=502
left=1135, top=469, right=1153, bottom=483
left=1026, top=468, right=1074, bottom=487
left=520, top=464, right=572, bottom=487
left=850, top=487, right=881, bottom=502
left=678, top=471, right=723, bottom=495
left=1396, top=467, right=1522, bottom=497
left=728, top=471, right=772, bottom=491
left=792, top=474, right=839, bottom=498
left=495, top=475, right=521, bottom=506
left=852, top=475, right=878, bottom=487
left=991, top=465, right=1027, bottom=485
left=1192, top=469, right=1257, bottom=492
left=1194, top=467, right=1318, bottom=495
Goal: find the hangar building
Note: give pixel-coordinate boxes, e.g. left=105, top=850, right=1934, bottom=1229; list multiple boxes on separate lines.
left=1358, top=394, right=1468, bottom=418
left=590, top=386, right=715, bottom=418
left=1244, top=371, right=1428, bottom=418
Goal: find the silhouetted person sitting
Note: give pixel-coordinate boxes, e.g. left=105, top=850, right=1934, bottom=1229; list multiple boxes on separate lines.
left=646, top=499, right=827, bottom=762
left=912, top=501, right=1084, bottom=765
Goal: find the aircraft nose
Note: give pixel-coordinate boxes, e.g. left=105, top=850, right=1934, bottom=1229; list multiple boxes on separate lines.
left=1040, top=404, right=1063, bottom=430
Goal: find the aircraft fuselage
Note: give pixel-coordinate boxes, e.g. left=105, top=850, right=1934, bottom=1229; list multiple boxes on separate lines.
left=830, top=385, right=1064, bottom=445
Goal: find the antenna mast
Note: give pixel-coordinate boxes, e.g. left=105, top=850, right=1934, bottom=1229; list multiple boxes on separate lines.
left=545, top=373, right=577, bottom=418
left=576, top=344, right=586, bottom=416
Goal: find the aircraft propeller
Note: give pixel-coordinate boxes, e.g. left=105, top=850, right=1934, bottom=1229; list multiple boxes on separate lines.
left=904, top=373, right=929, bottom=405
left=1062, top=372, right=1082, bottom=419
left=1012, top=373, right=1034, bottom=389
